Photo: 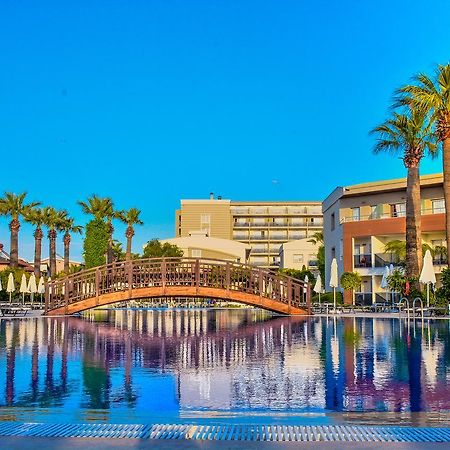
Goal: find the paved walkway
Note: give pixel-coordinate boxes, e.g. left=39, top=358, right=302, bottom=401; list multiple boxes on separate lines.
left=0, top=437, right=448, bottom=449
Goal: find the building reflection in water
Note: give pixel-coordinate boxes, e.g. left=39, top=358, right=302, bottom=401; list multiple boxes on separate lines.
left=0, top=310, right=449, bottom=423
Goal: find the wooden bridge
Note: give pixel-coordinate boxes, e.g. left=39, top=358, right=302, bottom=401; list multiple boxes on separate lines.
left=44, top=257, right=312, bottom=316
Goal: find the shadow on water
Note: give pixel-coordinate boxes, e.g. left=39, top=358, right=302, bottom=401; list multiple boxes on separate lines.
left=0, top=309, right=449, bottom=426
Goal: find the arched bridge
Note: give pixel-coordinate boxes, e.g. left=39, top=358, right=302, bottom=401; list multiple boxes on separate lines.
left=45, top=258, right=312, bottom=316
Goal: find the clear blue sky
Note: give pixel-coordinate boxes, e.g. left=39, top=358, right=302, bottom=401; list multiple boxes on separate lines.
left=1, top=0, right=449, bottom=261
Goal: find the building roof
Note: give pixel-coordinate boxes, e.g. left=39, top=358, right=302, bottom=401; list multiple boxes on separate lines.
left=323, top=173, right=443, bottom=212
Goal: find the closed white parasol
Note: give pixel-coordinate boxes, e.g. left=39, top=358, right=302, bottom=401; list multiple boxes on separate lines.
left=313, top=273, right=323, bottom=303
left=329, top=258, right=338, bottom=310
left=6, top=273, right=15, bottom=303
left=20, top=273, right=28, bottom=304
left=419, top=250, right=436, bottom=307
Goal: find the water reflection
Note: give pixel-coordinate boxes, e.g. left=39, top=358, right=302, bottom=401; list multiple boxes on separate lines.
left=0, top=310, right=449, bottom=425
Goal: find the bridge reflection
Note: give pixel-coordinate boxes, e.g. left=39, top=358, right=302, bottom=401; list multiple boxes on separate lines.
left=0, top=310, right=449, bottom=423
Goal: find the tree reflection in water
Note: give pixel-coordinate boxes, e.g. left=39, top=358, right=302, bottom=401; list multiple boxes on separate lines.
left=0, top=310, right=448, bottom=424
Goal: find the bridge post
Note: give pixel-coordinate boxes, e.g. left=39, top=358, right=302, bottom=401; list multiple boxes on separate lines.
left=161, top=258, right=166, bottom=295
left=127, top=260, right=133, bottom=299
left=225, top=263, right=231, bottom=298
left=287, top=278, right=292, bottom=313
left=95, top=269, right=100, bottom=306
left=195, top=259, right=200, bottom=294
left=258, top=269, right=264, bottom=306
left=64, top=279, right=69, bottom=314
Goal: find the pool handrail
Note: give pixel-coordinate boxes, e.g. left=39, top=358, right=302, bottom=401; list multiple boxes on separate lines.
left=412, top=297, right=424, bottom=320
left=398, top=297, right=410, bottom=320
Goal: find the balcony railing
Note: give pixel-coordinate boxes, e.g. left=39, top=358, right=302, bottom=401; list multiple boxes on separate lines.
left=355, top=293, right=372, bottom=306
left=354, top=254, right=372, bottom=268
left=341, top=207, right=445, bottom=223
left=374, top=254, right=403, bottom=268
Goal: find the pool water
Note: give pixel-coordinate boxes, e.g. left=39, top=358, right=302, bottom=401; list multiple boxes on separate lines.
left=0, top=309, right=449, bottom=426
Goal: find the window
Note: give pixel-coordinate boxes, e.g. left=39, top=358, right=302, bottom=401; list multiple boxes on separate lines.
left=331, top=213, right=335, bottom=231
left=390, top=203, right=406, bottom=217
left=293, top=254, right=304, bottom=263
left=200, top=214, right=210, bottom=224
left=432, top=199, right=445, bottom=214
left=352, top=207, right=360, bottom=221
left=192, top=249, right=202, bottom=257
left=331, top=247, right=336, bottom=259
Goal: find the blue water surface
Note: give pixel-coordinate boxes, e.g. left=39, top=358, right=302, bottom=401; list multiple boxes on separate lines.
left=0, top=309, right=448, bottom=426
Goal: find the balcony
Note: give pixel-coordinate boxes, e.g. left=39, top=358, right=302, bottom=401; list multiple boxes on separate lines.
left=354, top=254, right=372, bottom=268
left=251, top=248, right=269, bottom=254
left=341, top=207, right=445, bottom=224
left=374, top=253, right=403, bottom=268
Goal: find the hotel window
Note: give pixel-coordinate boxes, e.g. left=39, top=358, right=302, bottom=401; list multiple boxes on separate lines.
left=331, top=213, right=335, bottom=231
left=192, top=249, right=202, bottom=257
left=390, top=203, right=406, bottom=217
left=293, top=254, right=304, bottom=263
left=352, top=207, right=360, bottom=221
left=432, top=199, right=445, bottom=214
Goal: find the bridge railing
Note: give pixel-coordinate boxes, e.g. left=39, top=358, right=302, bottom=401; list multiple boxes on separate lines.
left=45, top=258, right=311, bottom=313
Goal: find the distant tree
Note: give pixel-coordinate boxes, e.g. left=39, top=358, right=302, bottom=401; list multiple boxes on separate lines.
left=59, top=216, right=83, bottom=274
left=0, top=192, right=40, bottom=268
left=118, top=208, right=143, bottom=261
left=340, top=271, right=362, bottom=305
left=308, top=231, right=325, bottom=282
left=279, top=268, right=316, bottom=287
left=43, top=207, right=68, bottom=276
left=83, top=219, right=109, bottom=268
left=142, top=239, right=183, bottom=258
left=23, top=206, right=46, bottom=277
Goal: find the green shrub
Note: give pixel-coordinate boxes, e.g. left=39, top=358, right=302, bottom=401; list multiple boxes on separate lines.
left=312, top=291, right=343, bottom=304
left=83, top=219, right=108, bottom=268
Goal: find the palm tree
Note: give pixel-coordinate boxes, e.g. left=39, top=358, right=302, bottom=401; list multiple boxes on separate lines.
left=23, top=207, right=47, bottom=277
left=59, top=216, right=83, bottom=274
left=78, top=195, right=118, bottom=264
left=0, top=193, right=40, bottom=268
left=119, top=208, right=143, bottom=261
left=307, top=231, right=323, bottom=245
left=43, top=207, right=68, bottom=277
left=396, top=64, right=450, bottom=261
left=371, top=108, right=436, bottom=279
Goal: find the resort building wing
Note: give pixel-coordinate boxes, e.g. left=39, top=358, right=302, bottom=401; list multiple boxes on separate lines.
left=323, top=174, right=446, bottom=305
left=175, top=194, right=323, bottom=269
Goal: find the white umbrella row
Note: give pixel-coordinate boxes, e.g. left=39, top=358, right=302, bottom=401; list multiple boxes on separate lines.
left=1, top=273, right=46, bottom=303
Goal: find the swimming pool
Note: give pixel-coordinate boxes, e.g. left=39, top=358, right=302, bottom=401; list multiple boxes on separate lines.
left=0, top=309, right=448, bottom=427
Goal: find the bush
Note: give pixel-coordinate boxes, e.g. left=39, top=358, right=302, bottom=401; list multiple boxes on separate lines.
left=312, top=291, right=343, bottom=304
left=83, top=219, right=108, bottom=268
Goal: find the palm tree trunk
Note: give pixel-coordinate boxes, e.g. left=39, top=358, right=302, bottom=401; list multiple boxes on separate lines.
left=126, top=226, right=134, bottom=261
left=405, top=165, right=422, bottom=281
left=63, top=233, right=71, bottom=274
left=48, top=230, right=57, bottom=276
left=34, top=227, right=43, bottom=277
left=9, top=219, right=20, bottom=268
left=443, top=137, right=450, bottom=264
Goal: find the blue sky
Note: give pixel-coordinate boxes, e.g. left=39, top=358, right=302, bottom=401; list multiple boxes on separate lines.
left=1, top=0, right=449, bottom=261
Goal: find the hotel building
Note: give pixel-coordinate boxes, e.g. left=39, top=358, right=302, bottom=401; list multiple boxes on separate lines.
left=175, top=194, right=323, bottom=269
left=323, top=174, right=446, bottom=304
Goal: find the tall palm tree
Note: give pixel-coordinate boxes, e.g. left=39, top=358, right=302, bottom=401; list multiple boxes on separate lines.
left=24, top=207, right=47, bottom=277
left=396, top=64, right=450, bottom=261
left=0, top=192, right=40, bottom=268
left=78, top=195, right=118, bottom=264
left=59, top=216, right=83, bottom=274
left=119, top=208, right=143, bottom=261
left=43, top=207, right=68, bottom=277
left=371, top=108, right=436, bottom=278
left=307, top=231, right=323, bottom=245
